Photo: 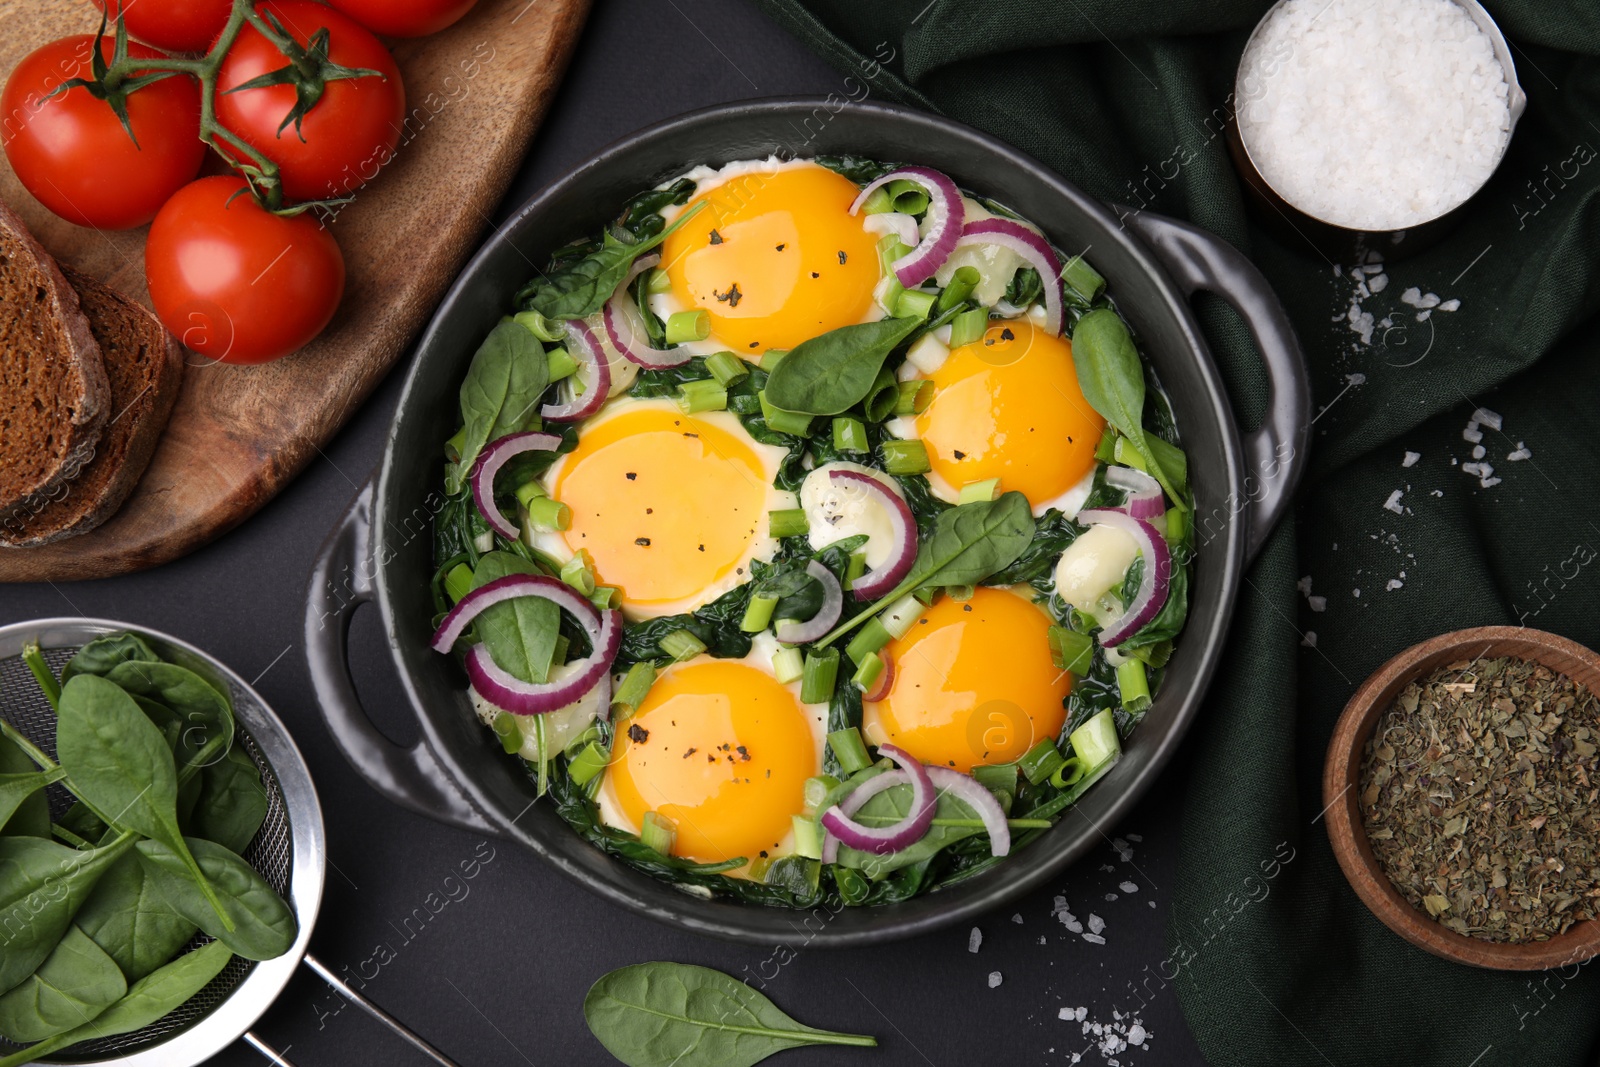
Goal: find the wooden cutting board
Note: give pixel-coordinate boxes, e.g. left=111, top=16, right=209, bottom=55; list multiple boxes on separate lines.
left=0, top=0, right=590, bottom=582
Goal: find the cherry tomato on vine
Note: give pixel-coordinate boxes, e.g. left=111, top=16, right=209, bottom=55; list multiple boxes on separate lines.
left=145, top=176, right=345, bottom=364
left=325, top=0, right=480, bottom=37
left=0, top=35, right=204, bottom=230
left=213, top=1, right=405, bottom=204
left=92, top=0, right=232, bottom=54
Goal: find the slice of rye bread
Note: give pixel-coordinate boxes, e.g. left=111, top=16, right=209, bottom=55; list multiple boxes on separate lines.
left=0, top=202, right=109, bottom=519
left=1, top=269, right=184, bottom=547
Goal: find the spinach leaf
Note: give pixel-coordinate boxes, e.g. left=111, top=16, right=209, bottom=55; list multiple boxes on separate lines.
left=910, top=491, right=1036, bottom=589
left=989, top=507, right=1083, bottom=590
left=584, top=962, right=876, bottom=1067
left=0, top=835, right=133, bottom=994
left=763, top=317, right=921, bottom=416
left=0, top=763, right=61, bottom=839
left=186, top=746, right=269, bottom=856
left=55, top=675, right=228, bottom=932
left=516, top=201, right=704, bottom=322
left=0, top=941, right=234, bottom=1067
left=0, top=925, right=126, bottom=1043
left=103, top=661, right=234, bottom=772
left=1004, top=266, right=1043, bottom=309
left=835, top=783, right=990, bottom=877
left=1121, top=557, right=1189, bottom=651
left=615, top=580, right=757, bottom=671
left=73, top=854, right=196, bottom=982
left=814, top=154, right=899, bottom=185
left=136, top=837, right=295, bottom=961
left=471, top=552, right=561, bottom=684
left=451, top=319, right=550, bottom=493
left=1070, top=309, right=1183, bottom=508
left=59, top=633, right=159, bottom=684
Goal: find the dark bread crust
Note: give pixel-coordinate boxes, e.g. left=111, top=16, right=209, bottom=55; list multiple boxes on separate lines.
left=1, top=269, right=184, bottom=547
left=0, top=202, right=109, bottom=518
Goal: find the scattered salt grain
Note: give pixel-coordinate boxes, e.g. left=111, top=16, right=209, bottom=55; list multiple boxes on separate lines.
left=1128, top=1024, right=1147, bottom=1046
left=1308, top=596, right=1326, bottom=612
left=1473, top=407, right=1503, bottom=431
left=1439, top=298, right=1460, bottom=311
left=1386, top=579, right=1404, bottom=591
left=1104, top=893, right=1119, bottom=902
left=1039, top=935, right=1048, bottom=945
left=968, top=927, right=983, bottom=953
left=1463, top=426, right=1484, bottom=443
left=1088, top=914, right=1106, bottom=935
left=1148, top=900, right=1157, bottom=909
left=1369, top=273, right=1389, bottom=293
left=1012, top=913, right=1024, bottom=924
left=988, top=971, right=1002, bottom=988
left=1081, top=933, right=1107, bottom=946
left=1507, top=443, right=1532, bottom=461
left=1302, top=631, right=1318, bottom=648
left=1353, top=588, right=1361, bottom=598
left=1119, top=881, right=1139, bottom=894
left=1402, top=451, right=1421, bottom=468
left=1112, top=838, right=1134, bottom=863
left=1472, top=444, right=1486, bottom=460
left=1383, top=490, right=1405, bottom=514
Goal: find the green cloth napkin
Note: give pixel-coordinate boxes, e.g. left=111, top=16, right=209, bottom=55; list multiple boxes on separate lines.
left=754, top=1, right=1600, bottom=1062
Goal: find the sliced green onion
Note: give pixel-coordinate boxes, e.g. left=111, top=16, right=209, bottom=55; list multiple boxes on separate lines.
left=1166, top=507, right=1187, bottom=543
left=832, top=416, right=869, bottom=453
left=659, top=629, right=706, bottom=663
left=591, top=586, right=621, bottom=611
left=803, top=774, right=839, bottom=812
left=560, top=551, right=596, bottom=596
left=886, top=179, right=930, bottom=215
left=1117, top=658, right=1152, bottom=713
left=514, top=478, right=548, bottom=510
left=768, top=507, right=809, bottom=539
left=851, top=652, right=885, bottom=693
left=877, top=235, right=912, bottom=271
left=949, top=307, right=988, bottom=348
left=706, top=351, right=749, bottom=386
left=1063, top=708, right=1122, bottom=783
left=564, top=723, right=601, bottom=760
left=491, top=712, right=521, bottom=755
left=834, top=865, right=871, bottom=905
left=1147, top=435, right=1189, bottom=488
left=567, top=741, right=610, bottom=786
left=880, top=439, right=930, bottom=475
left=828, top=727, right=873, bottom=774
left=760, top=348, right=788, bottom=372
left=444, top=427, right=466, bottom=462
left=936, top=265, right=981, bottom=312
left=913, top=585, right=942, bottom=606
left=546, top=347, right=578, bottom=382
left=1113, top=435, right=1148, bottom=473
left=957, top=478, right=1000, bottom=504
left=1061, top=254, right=1106, bottom=306
left=845, top=616, right=892, bottom=664
left=742, top=593, right=779, bottom=633
left=972, top=763, right=1018, bottom=795
left=863, top=366, right=900, bottom=423
left=525, top=496, right=570, bottom=531
left=881, top=594, right=924, bottom=639
left=676, top=378, right=728, bottom=414
left=443, top=563, right=475, bottom=605
left=1019, top=738, right=1067, bottom=786
left=800, top=649, right=840, bottom=704
left=791, top=814, right=824, bottom=860
left=514, top=309, right=566, bottom=343
left=894, top=379, right=933, bottom=415
left=758, top=390, right=814, bottom=436
left=645, top=267, right=672, bottom=294
left=1095, top=427, right=1119, bottom=463
left=772, top=646, right=805, bottom=685
left=1048, top=626, right=1095, bottom=675
left=664, top=309, right=710, bottom=344
left=844, top=550, right=867, bottom=592
left=894, top=288, right=937, bottom=320
left=641, top=811, right=676, bottom=855
left=876, top=276, right=905, bottom=314
left=611, top=661, right=657, bottom=717
left=860, top=186, right=895, bottom=214
left=945, top=584, right=975, bottom=601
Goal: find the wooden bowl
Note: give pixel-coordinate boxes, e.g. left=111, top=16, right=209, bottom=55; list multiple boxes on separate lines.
left=1324, top=625, right=1600, bottom=970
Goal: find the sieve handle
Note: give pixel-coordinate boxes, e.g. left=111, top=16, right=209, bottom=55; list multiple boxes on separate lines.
left=305, top=480, right=500, bottom=838
left=1123, top=210, right=1310, bottom=564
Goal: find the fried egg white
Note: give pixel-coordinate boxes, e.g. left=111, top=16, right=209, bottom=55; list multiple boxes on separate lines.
left=531, top=397, right=793, bottom=619
left=597, top=633, right=827, bottom=870
left=650, top=157, right=884, bottom=358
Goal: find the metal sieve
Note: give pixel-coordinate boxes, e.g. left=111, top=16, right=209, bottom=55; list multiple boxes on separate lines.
left=0, top=619, right=460, bottom=1067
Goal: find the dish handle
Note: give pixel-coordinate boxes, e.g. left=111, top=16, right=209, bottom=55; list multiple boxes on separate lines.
left=1125, top=211, right=1311, bottom=562
left=304, top=479, right=502, bottom=839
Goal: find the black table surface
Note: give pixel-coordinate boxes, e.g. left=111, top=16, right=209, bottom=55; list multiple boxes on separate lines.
left=0, top=2, right=1210, bottom=1063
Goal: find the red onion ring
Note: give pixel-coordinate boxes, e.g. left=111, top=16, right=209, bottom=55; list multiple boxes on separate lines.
left=955, top=217, right=1065, bottom=336
left=819, top=743, right=936, bottom=856
left=603, top=254, right=692, bottom=369
left=464, top=604, right=621, bottom=716
left=542, top=320, right=610, bottom=422
left=1104, top=465, right=1165, bottom=522
left=827, top=468, right=917, bottom=601
left=849, top=166, right=964, bottom=287
left=432, top=573, right=597, bottom=653
left=860, top=652, right=894, bottom=702
left=773, top=560, right=843, bottom=645
left=925, top=766, right=1011, bottom=857
left=1076, top=508, right=1172, bottom=646
left=820, top=768, right=903, bottom=864
left=469, top=431, right=563, bottom=540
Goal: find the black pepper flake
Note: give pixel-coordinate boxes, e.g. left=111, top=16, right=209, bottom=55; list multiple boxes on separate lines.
left=953, top=449, right=966, bottom=460
left=1001, top=327, right=1015, bottom=341
left=736, top=745, right=751, bottom=761
left=635, top=537, right=651, bottom=547
left=748, top=341, right=760, bottom=348
left=682, top=747, right=697, bottom=759
left=709, top=229, right=724, bottom=244
left=682, top=432, right=699, bottom=438
left=759, top=850, right=769, bottom=858
left=837, top=250, right=847, bottom=264
left=719, top=743, right=731, bottom=751
left=625, top=472, right=637, bottom=480
left=775, top=243, right=787, bottom=251
left=963, top=604, right=973, bottom=612
left=984, top=338, right=996, bottom=346
left=627, top=724, right=649, bottom=743
left=698, top=544, right=705, bottom=552
left=713, top=283, right=743, bottom=308
left=810, top=271, right=820, bottom=279
left=646, top=508, right=654, bottom=514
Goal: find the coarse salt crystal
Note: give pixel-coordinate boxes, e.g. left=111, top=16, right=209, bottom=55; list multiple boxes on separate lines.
left=1297, top=575, right=1313, bottom=596
left=1439, top=298, right=1460, bottom=311
left=1088, top=913, right=1106, bottom=935
left=1303, top=631, right=1318, bottom=648
left=1507, top=444, right=1532, bottom=461
left=1463, top=426, right=1484, bottom=443
left=968, top=927, right=983, bottom=953
left=1473, top=407, right=1503, bottom=430
left=1472, top=444, right=1486, bottom=459
left=1119, top=881, right=1139, bottom=894
left=1402, top=451, right=1421, bottom=467
left=1384, top=490, right=1405, bottom=513
left=1308, top=596, right=1327, bottom=612
left=1081, top=933, right=1107, bottom=946
left=1369, top=273, right=1389, bottom=292
left=988, top=971, right=1002, bottom=988
left=1386, top=578, right=1404, bottom=591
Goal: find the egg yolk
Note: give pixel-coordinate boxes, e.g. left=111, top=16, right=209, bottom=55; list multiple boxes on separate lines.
left=552, top=407, right=767, bottom=616
left=864, top=587, right=1071, bottom=772
left=659, top=164, right=881, bottom=354
left=914, top=320, right=1106, bottom=507
left=608, top=659, right=819, bottom=864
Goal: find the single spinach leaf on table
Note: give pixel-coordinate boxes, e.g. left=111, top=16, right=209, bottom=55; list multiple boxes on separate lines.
left=59, top=633, right=160, bottom=684
left=103, top=661, right=234, bottom=772
left=0, top=925, right=126, bottom=1043
left=1070, top=308, right=1184, bottom=508
left=137, top=837, right=295, bottom=961
left=54, top=675, right=230, bottom=933
left=186, top=746, right=269, bottom=856
left=0, top=835, right=134, bottom=994
left=450, top=319, right=551, bottom=493
left=73, top=853, right=197, bottom=983
left=0, top=941, right=234, bottom=1067
left=763, top=316, right=921, bottom=416
left=515, top=200, right=705, bottom=322
left=471, top=552, right=562, bottom=684
left=584, top=962, right=876, bottom=1067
